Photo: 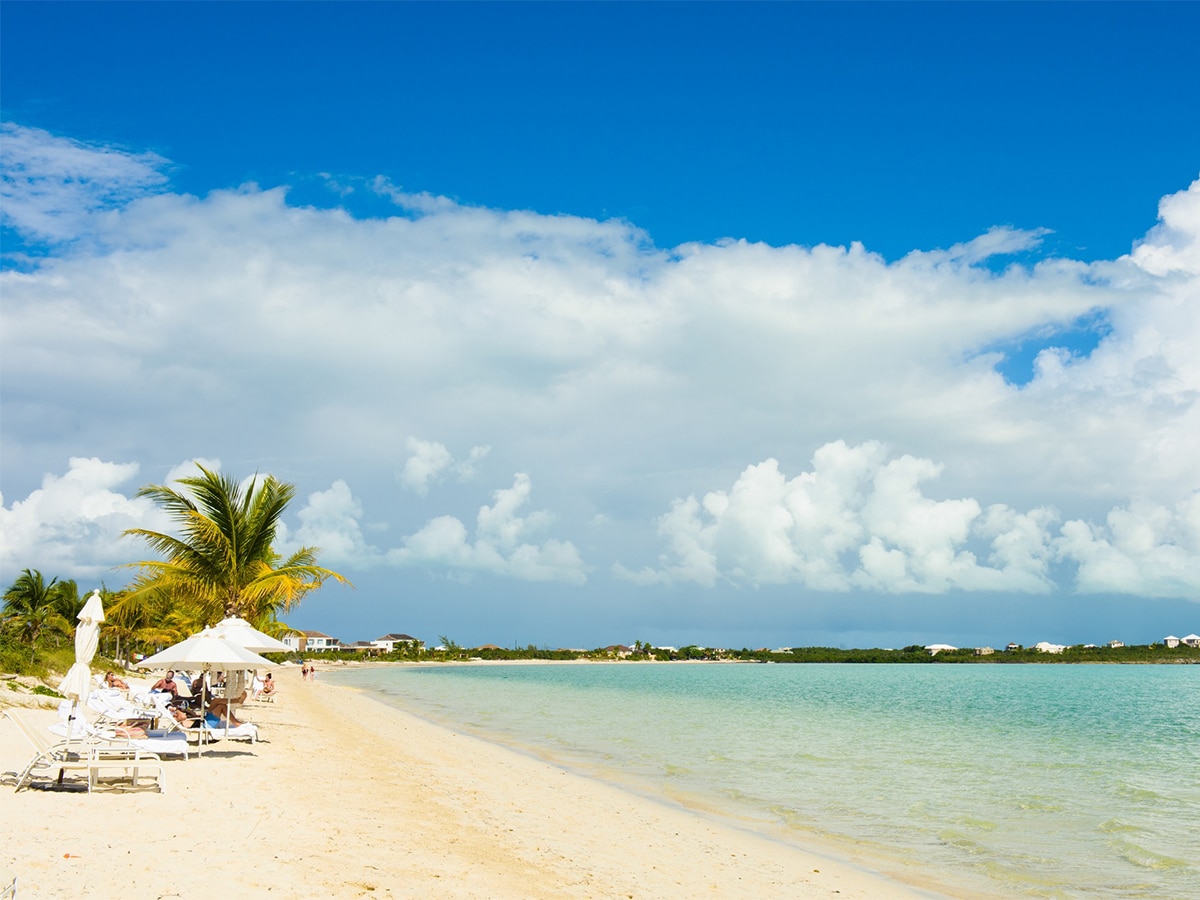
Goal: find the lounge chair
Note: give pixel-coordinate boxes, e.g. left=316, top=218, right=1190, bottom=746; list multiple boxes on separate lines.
left=173, top=710, right=259, bottom=745
left=54, top=703, right=189, bottom=760
left=86, top=691, right=159, bottom=727
left=5, top=710, right=166, bottom=793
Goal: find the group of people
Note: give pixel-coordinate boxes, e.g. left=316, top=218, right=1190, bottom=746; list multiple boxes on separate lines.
left=147, top=668, right=258, bottom=728
left=97, top=665, right=280, bottom=735
left=300, top=662, right=316, bottom=682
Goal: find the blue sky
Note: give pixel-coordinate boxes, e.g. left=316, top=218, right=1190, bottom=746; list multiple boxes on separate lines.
left=2, top=3, right=1199, bottom=650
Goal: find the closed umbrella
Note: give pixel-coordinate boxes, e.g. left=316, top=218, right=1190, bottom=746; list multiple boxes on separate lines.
left=56, top=589, right=105, bottom=782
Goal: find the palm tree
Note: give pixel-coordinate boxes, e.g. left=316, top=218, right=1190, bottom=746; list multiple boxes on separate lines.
left=1, top=569, right=74, bottom=663
left=104, top=584, right=189, bottom=661
left=122, top=465, right=350, bottom=629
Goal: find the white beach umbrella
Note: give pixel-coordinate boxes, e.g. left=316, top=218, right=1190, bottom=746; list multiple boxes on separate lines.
left=136, top=633, right=273, bottom=671
left=137, top=634, right=273, bottom=750
left=199, top=617, right=291, bottom=654
left=196, top=618, right=289, bottom=709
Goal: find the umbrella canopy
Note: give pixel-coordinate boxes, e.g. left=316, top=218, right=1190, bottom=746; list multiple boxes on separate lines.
left=136, top=634, right=274, bottom=671
left=198, top=617, right=291, bottom=654
left=57, top=590, right=105, bottom=702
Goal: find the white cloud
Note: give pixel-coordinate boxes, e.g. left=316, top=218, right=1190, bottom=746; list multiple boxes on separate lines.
left=456, top=444, right=492, bottom=482
left=292, top=479, right=377, bottom=566
left=2, top=127, right=1198, bottom=613
left=388, top=474, right=586, bottom=584
left=1057, top=494, right=1200, bottom=597
left=619, top=442, right=1064, bottom=593
left=621, top=441, right=1200, bottom=597
left=0, top=457, right=164, bottom=581
left=0, top=123, right=170, bottom=243
left=0, top=456, right=585, bottom=585
left=1130, top=176, right=1200, bottom=276
left=398, top=438, right=491, bottom=495
left=398, top=439, right=454, bottom=495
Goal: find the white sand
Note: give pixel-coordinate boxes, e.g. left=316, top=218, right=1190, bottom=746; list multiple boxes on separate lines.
left=1, top=666, right=955, bottom=898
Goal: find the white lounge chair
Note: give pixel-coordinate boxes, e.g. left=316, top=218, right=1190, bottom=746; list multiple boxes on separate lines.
left=87, top=690, right=158, bottom=725
left=54, top=703, right=189, bottom=760
left=5, top=710, right=166, bottom=793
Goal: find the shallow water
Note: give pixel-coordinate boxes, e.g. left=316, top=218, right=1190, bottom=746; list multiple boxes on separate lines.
left=329, top=663, right=1200, bottom=898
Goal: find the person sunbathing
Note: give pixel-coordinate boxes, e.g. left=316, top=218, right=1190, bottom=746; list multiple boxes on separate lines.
left=170, top=706, right=239, bottom=729
left=104, top=671, right=130, bottom=690
left=207, top=691, right=248, bottom=725
left=254, top=673, right=276, bottom=698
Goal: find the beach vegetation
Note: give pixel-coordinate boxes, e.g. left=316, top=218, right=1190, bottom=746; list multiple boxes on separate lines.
left=1, top=569, right=78, bottom=664
left=121, top=464, right=351, bottom=635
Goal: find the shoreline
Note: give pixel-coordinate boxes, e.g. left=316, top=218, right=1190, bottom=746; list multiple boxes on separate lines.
left=1, top=665, right=959, bottom=898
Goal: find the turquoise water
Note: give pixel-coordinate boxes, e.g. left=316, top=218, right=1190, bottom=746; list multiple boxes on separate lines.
left=329, top=663, right=1200, bottom=898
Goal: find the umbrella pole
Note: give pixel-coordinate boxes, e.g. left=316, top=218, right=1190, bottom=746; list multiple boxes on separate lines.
left=199, top=666, right=209, bottom=757
left=59, top=699, right=80, bottom=785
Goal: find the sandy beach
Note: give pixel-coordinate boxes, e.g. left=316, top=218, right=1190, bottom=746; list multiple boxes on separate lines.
left=1, top=665, right=943, bottom=899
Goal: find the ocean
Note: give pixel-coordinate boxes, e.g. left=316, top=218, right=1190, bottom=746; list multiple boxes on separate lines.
left=327, top=662, right=1200, bottom=898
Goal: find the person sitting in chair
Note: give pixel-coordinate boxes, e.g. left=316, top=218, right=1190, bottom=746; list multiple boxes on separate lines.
left=170, top=705, right=243, bottom=729
left=255, top=673, right=276, bottom=698
left=207, top=690, right=248, bottom=725
left=104, top=671, right=130, bottom=690
left=151, top=670, right=179, bottom=697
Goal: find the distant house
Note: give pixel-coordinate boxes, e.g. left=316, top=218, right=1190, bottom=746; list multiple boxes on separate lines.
left=340, top=641, right=377, bottom=653
left=1182, top=634, right=1200, bottom=648
left=975, top=646, right=995, bottom=656
left=1033, top=641, right=1066, bottom=654
left=282, top=630, right=340, bottom=653
left=1163, top=635, right=1181, bottom=648
left=1005, top=642, right=1022, bottom=652
left=1107, top=640, right=1125, bottom=649
left=372, top=633, right=424, bottom=653
left=925, top=644, right=958, bottom=656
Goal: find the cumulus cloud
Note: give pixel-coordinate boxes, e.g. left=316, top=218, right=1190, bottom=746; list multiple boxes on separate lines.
left=1130, top=176, right=1200, bottom=277
left=1, top=126, right=1198, bottom=613
left=1058, top=494, right=1200, bottom=597
left=398, top=439, right=454, bottom=495
left=292, top=479, right=376, bottom=565
left=388, top=474, right=586, bottom=584
left=0, top=457, right=165, bottom=580
left=618, top=441, right=1061, bottom=593
left=398, top=438, right=491, bottom=495
left=619, top=441, right=1200, bottom=598
left=0, top=458, right=584, bottom=585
